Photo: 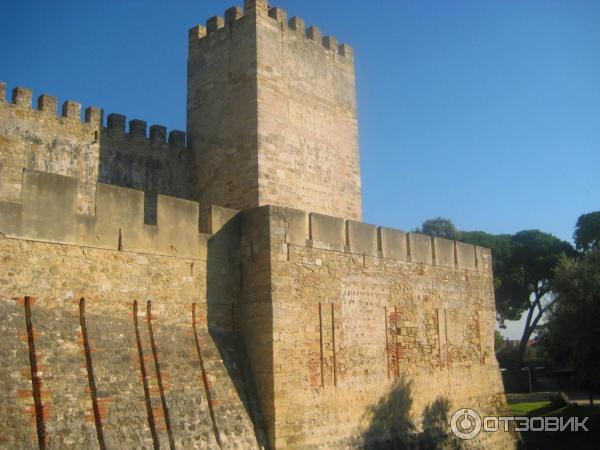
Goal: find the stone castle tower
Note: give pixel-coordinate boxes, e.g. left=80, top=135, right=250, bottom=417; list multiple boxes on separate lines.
left=188, top=0, right=362, bottom=220
left=0, top=1, right=516, bottom=448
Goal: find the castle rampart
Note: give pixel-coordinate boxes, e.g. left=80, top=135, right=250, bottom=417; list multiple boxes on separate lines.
left=0, top=168, right=513, bottom=448
left=0, top=167, right=488, bottom=270
left=0, top=2, right=516, bottom=448
left=0, top=83, right=193, bottom=224
left=238, top=205, right=512, bottom=448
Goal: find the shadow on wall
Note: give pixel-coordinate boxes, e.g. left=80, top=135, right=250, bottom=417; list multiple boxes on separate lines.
left=362, top=376, right=464, bottom=450
left=205, top=214, right=270, bottom=449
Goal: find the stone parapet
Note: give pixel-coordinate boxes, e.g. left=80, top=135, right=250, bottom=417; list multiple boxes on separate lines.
left=0, top=169, right=237, bottom=259
left=273, top=206, right=491, bottom=272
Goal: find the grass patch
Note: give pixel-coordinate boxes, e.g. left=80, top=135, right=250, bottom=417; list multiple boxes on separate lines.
left=509, top=401, right=551, bottom=416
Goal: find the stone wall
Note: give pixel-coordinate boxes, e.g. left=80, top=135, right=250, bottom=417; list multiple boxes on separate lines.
left=256, top=4, right=362, bottom=220
left=187, top=0, right=362, bottom=221
left=0, top=83, right=193, bottom=224
left=0, top=238, right=267, bottom=449
left=0, top=2, right=515, bottom=447
left=0, top=170, right=267, bottom=449
left=238, top=205, right=517, bottom=449
left=0, top=169, right=516, bottom=449
left=187, top=6, right=260, bottom=219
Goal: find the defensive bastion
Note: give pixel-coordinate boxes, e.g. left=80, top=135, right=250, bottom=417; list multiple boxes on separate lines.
left=0, top=1, right=516, bottom=448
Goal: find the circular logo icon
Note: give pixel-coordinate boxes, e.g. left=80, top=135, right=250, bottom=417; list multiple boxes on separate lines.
left=450, top=408, right=482, bottom=440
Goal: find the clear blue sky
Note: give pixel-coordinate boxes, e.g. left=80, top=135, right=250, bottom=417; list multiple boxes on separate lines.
left=1, top=0, right=598, bottom=244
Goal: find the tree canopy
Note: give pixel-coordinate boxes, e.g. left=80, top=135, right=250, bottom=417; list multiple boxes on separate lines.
left=539, top=249, right=600, bottom=393
left=415, top=217, right=457, bottom=240
left=573, top=211, right=600, bottom=252
left=417, top=218, right=575, bottom=366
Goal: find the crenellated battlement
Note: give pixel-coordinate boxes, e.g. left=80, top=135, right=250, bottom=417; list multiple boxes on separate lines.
left=187, top=3, right=353, bottom=61
left=0, top=169, right=238, bottom=259
left=0, top=6, right=516, bottom=449
left=0, top=162, right=489, bottom=271
left=0, top=81, right=194, bottom=216
left=272, top=207, right=491, bottom=273
left=0, top=82, right=187, bottom=149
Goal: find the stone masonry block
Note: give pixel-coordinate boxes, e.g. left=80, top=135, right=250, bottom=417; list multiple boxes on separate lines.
left=225, top=7, right=243, bottom=25
left=283, top=208, right=308, bottom=246
left=150, top=125, right=166, bottom=143
left=309, top=212, right=345, bottom=251
left=12, top=87, right=32, bottom=108
left=323, top=36, right=337, bottom=50
left=189, top=25, right=207, bottom=43
left=157, top=195, right=200, bottom=236
left=208, top=205, right=239, bottom=234
left=288, top=17, right=304, bottom=32
left=433, top=237, right=455, bottom=268
left=62, top=100, right=81, bottom=120
left=244, top=0, right=268, bottom=14
left=346, top=220, right=377, bottom=256
left=269, top=7, right=287, bottom=23
left=476, top=246, right=493, bottom=273
left=408, top=233, right=433, bottom=265
left=378, top=227, right=408, bottom=261
left=84, top=107, right=103, bottom=125
left=21, top=169, right=78, bottom=241
left=306, top=26, right=321, bottom=42
left=456, top=241, right=476, bottom=270
left=37, top=95, right=57, bottom=114
left=206, top=16, right=224, bottom=34
left=169, top=130, right=186, bottom=148
left=95, top=183, right=144, bottom=229
left=129, top=119, right=147, bottom=138
left=107, top=113, right=126, bottom=133
left=338, top=43, right=354, bottom=59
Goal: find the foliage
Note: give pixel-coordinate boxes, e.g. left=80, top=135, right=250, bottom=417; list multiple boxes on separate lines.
left=573, top=211, right=600, bottom=252
left=539, top=250, right=600, bottom=392
left=415, top=217, right=458, bottom=239
left=417, top=217, right=575, bottom=367
left=457, top=231, right=516, bottom=320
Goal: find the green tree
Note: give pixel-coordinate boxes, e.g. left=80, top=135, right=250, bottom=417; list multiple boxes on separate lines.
left=416, top=217, right=457, bottom=239
left=418, top=219, right=575, bottom=367
left=574, top=211, right=600, bottom=252
left=539, top=250, right=600, bottom=403
left=456, top=231, right=518, bottom=321
left=460, top=229, right=574, bottom=366
left=507, top=230, right=575, bottom=367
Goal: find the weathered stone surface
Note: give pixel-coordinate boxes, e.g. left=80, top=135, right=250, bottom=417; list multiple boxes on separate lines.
left=309, top=212, right=345, bottom=251
left=378, top=226, right=408, bottom=261
left=408, top=233, right=433, bottom=265
left=0, top=94, right=193, bottom=220
left=244, top=206, right=515, bottom=449
left=0, top=2, right=515, bottom=449
left=207, top=205, right=240, bottom=234
left=188, top=7, right=361, bottom=221
left=456, top=241, right=477, bottom=270
left=433, top=237, right=456, bottom=268
left=0, top=234, right=263, bottom=450
left=283, top=207, right=308, bottom=246
left=347, top=220, right=378, bottom=256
